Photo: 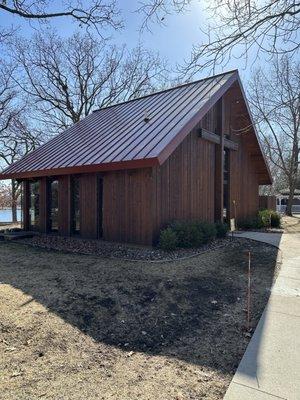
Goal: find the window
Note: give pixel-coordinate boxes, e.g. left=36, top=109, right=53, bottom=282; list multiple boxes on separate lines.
left=49, top=179, right=59, bottom=231
left=29, top=181, right=40, bottom=230
left=71, top=176, right=80, bottom=234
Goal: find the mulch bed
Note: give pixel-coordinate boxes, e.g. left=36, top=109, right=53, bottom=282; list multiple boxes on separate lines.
left=20, top=234, right=233, bottom=261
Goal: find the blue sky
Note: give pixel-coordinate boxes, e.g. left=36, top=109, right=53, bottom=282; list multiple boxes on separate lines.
left=0, top=0, right=268, bottom=84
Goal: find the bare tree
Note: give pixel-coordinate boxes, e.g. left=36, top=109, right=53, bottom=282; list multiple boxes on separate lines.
left=0, top=115, right=44, bottom=222
left=139, top=0, right=300, bottom=73
left=0, top=60, right=28, bottom=222
left=0, top=62, right=21, bottom=135
left=0, top=1, right=122, bottom=34
left=137, top=0, right=191, bottom=30
left=12, top=31, right=169, bottom=134
left=249, top=57, right=300, bottom=216
left=0, top=182, right=12, bottom=210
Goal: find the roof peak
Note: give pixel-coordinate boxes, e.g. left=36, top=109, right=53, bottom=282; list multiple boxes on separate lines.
left=93, top=69, right=238, bottom=113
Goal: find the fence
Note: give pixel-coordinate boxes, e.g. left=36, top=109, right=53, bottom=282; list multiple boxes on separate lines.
left=259, top=195, right=276, bottom=211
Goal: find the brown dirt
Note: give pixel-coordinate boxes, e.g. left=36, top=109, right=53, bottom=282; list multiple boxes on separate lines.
left=282, top=214, right=300, bottom=233
left=0, top=238, right=279, bottom=400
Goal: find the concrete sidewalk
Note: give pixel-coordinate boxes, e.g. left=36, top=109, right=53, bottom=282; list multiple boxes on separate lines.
left=224, top=231, right=300, bottom=400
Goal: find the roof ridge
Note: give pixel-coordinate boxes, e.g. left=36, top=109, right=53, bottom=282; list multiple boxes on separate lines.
left=93, top=69, right=238, bottom=113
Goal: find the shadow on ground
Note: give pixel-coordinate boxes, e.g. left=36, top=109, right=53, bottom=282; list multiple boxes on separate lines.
left=0, top=238, right=279, bottom=375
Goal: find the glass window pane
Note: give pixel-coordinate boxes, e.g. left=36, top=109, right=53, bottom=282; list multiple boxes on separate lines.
left=29, top=181, right=40, bottom=230
left=49, top=179, right=59, bottom=231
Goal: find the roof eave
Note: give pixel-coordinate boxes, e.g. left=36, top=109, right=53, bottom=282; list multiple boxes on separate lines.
left=0, top=157, right=160, bottom=180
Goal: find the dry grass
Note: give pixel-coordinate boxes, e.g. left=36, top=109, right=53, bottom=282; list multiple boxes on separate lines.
left=0, top=239, right=279, bottom=400
left=281, top=214, right=300, bottom=233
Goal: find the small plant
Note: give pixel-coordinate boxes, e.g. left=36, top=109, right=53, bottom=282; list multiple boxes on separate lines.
left=197, top=222, right=217, bottom=243
left=170, top=221, right=204, bottom=248
left=158, top=227, right=178, bottom=251
left=258, top=209, right=281, bottom=228
left=258, top=209, right=271, bottom=227
left=270, top=211, right=281, bottom=228
left=215, top=221, right=229, bottom=238
left=238, top=217, right=263, bottom=230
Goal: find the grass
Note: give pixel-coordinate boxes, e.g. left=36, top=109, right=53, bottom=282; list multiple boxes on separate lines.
left=0, top=238, right=279, bottom=400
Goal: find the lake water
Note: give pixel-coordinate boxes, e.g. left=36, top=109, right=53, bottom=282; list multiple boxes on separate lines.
left=0, top=209, right=22, bottom=223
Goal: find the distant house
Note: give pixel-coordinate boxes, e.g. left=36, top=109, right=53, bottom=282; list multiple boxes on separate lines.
left=276, top=188, right=300, bottom=213
left=0, top=70, right=271, bottom=244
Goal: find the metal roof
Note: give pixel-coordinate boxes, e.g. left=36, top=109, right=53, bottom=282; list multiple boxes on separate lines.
left=0, top=70, right=269, bottom=180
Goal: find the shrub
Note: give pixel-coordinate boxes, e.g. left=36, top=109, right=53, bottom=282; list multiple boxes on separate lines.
left=270, top=211, right=281, bottom=228
left=158, top=227, right=178, bottom=251
left=196, top=221, right=217, bottom=243
left=170, top=221, right=204, bottom=248
left=215, top=221, right=229, bottom=238
left=258, top=209, right=272, bottom=227
left=238, top=217, right=263, bottom=230
left=258, top=209, right=281, bottom=228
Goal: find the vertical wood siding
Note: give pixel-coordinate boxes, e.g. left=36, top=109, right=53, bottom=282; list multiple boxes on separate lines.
left=152, top=109, right=216, bottom=240
left=102, top=168, right=153, bottom=244
left=259, top=195, right=276, bottom=211
left=79, top=174, right=98, bottom=238
left=223, top=85, right=260, bottom=221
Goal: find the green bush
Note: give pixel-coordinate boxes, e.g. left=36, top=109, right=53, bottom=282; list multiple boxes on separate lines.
left=196, top=221, right=217, bottom=243
left=270, top=211, right=281, bottom=228
left=259, top=209, right=281, bottom=228
left=170, top=221, right=204, bottom=248
left=159, top=219, right=226, bottom=250
left=258, top=209, right=271, bottom=227
left=158, top=227, right=178, bottom=251
left=238, top=217, right=263, bottom=230
left=215, top=221, right=229, bottom=238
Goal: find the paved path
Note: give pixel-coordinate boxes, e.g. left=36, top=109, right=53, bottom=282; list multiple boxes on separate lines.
left=224, top=231, right=300, bottom=400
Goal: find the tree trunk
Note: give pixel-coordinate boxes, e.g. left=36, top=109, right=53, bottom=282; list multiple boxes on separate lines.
left=286, top=182, right=296, bottom=216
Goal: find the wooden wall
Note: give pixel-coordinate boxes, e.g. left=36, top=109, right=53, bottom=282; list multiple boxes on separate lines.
left=79, top=174, right=98, bottom=239
left=223, top=85, right=260, bottom=221
left=102, top=168, right=153, bottom=244
left=259, top=195, right=276, bottom=211
left=229, top=139, right=259, bottom=220
left=152, top=117, right=216, bottom=240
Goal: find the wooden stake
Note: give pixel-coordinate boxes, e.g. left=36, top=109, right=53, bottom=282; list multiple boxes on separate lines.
left=247, top=250, right=251, bottom=331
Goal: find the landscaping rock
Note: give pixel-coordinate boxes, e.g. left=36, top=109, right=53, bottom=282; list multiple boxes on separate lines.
left=19, top=235, right=232, bottom=262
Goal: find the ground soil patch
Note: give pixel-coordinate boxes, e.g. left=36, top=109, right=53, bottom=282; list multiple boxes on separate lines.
left=0, top=238, right=279, bottom=400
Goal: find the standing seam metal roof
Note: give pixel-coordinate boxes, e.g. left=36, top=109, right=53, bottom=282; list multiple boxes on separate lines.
left=0, top=70, right=262, bottom=179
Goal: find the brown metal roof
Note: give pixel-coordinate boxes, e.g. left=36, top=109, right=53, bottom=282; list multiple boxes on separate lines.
left=0, top=70, right=270, bottom=181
